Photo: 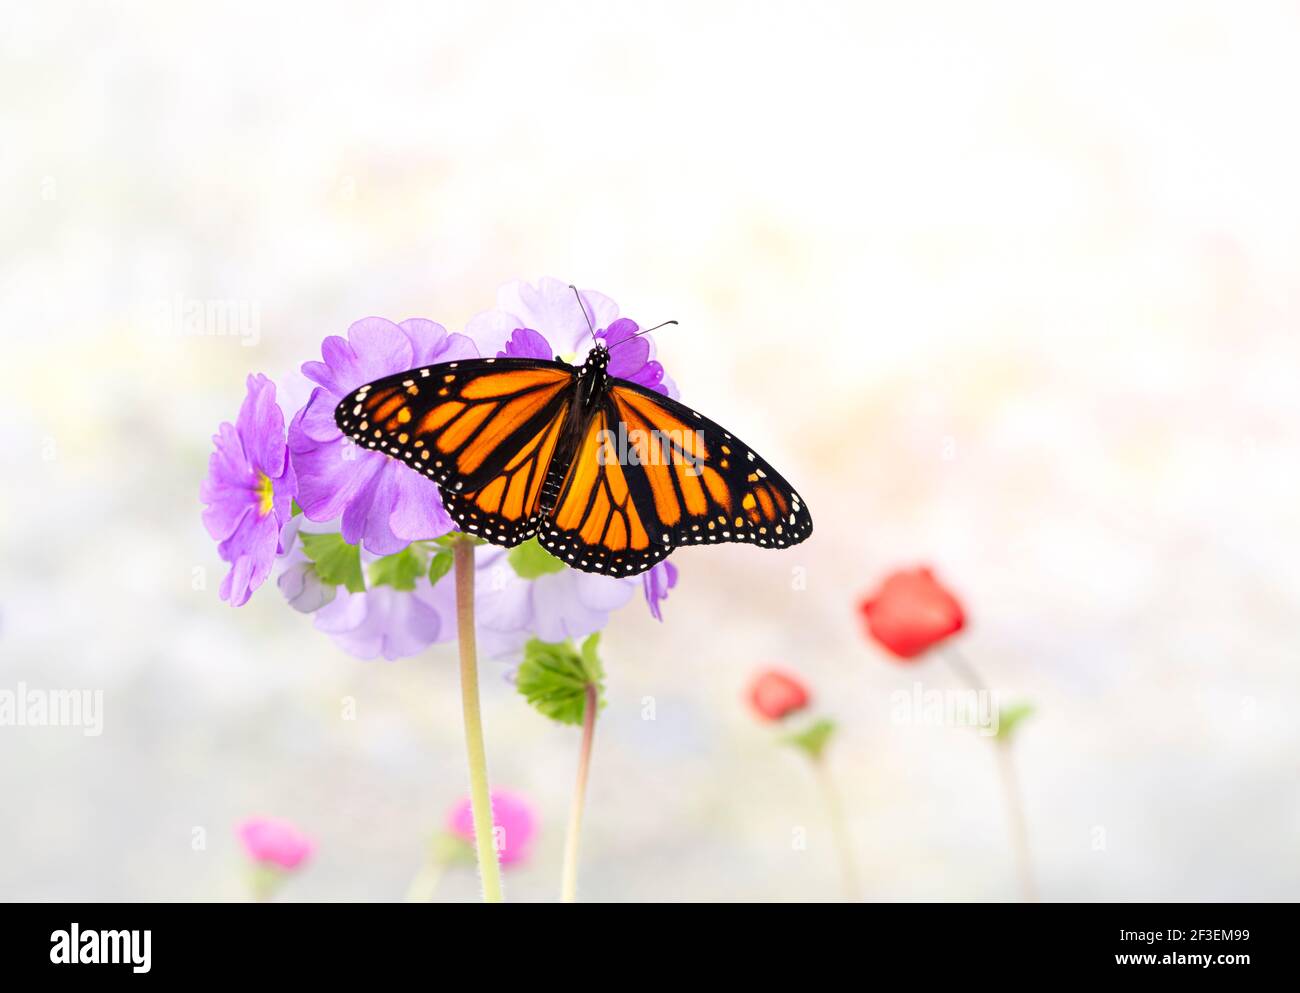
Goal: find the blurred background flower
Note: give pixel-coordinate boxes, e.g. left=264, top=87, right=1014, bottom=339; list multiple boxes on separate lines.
left=747, top=669, right=810, bottom=722
left=858, top=567, right=966, bottom=661
left=747, top=667, right=857, bottom=899
left=237, top=816, right=315, bottom=870
left=236, top=816, right=315, bottom=901
left=448, top=789, right=537, bottom=867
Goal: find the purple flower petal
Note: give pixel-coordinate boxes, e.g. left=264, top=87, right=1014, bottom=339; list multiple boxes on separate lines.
left=475, top=549, right=535, bottom=631
left=574, top=571, right=640, bottom=612
left=642, top=560, right=679, bottom=622
left=215, top=493, right=281, bottom=606
left=495, top=278, right=619, bottom=356
left=200, top=422, right=253, bottom=543
left=291, top=395, right=384, bottom=523
left=389, top=466, right=455, bottom=543
left=597, top=318, right=674, bottom=396
left=200, top=375, right=297, bottom=607
left=277, top=551, right=337, bottom=613
left=235, top=374, right=289, bottom=477
left=340, top=460, right=389, bottom=550
left=497, top=328, right=554, bottom=361
left=463, top=310, right=523, bottom=357
left=403, top=318, right=478, bottom=366
left=311, top=575, right=454, bottom=661
left=289, top=317, right=473, bottom=554
left=528, top=577, right=607, bottom=641
left=313, top=584, right=370, bottom=633
left=519, top=570, right=636, bottom=642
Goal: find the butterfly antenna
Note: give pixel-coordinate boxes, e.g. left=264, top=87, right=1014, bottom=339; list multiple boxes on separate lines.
left=569, top=284, right=598, bottom=346
left=608, top=319, right=678, bottom=351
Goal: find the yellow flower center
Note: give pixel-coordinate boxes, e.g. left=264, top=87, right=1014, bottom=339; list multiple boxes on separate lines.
left=255, top=472, right=275, bottom=517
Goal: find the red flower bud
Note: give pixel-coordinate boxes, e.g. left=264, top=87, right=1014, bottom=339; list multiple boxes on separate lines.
left=747, top=669, right=811, bottom=721
left=858, top=567, right=965, bottom=660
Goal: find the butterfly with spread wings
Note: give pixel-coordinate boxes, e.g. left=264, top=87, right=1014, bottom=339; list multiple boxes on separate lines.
left=333, top=305, right=812, bottom=577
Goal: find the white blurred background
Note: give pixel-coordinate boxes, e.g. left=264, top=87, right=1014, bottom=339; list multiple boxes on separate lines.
left=2, top=0, right=1298, bottom=901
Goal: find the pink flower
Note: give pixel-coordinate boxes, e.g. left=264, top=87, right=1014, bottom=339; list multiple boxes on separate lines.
left=236, top=817, right=315, bottom=870
left=447, top=790, right=537, bottom=867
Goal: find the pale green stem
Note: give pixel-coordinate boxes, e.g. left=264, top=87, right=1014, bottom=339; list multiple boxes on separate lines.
left=812, top=756, right=861, bottom=902
left=403, top=858, right=446, bottom=903
left=453, top=536, right=503, bottom=903
left=941, top=646, right=1037, bottom=902
left=995, top=736, right=1037, bottom=903
left=248, top=864, right=282, bottom=903
left=560, top=682, right=599, bottom=903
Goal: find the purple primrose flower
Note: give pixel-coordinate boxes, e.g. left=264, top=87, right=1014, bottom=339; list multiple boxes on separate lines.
left=200, top=374, right=297, bottom=606
left=289, top=318, right=477, bottom=555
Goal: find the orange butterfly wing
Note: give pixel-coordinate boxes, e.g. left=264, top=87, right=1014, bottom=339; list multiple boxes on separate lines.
left=538, top=382, right=812, bottom=575
left=538, top=404, right=668, bottom=574
left=335, top=357, right=576, bottom=544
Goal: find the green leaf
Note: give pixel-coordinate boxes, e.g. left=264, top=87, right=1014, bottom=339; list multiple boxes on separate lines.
left=783, top=717, right=836, bottom=760
left=508, top=538, right=566, bottom=579
left=995, top=701, right=1035, bottom=742
left=299, top=532, right=365, bottom=593
left=291, top=498, right=304, bottom=517
left=368, top=545, right=425, bottom=591
left=428, top=550, right=454, bottom=586
left=515, top=634, right=604, bottom=726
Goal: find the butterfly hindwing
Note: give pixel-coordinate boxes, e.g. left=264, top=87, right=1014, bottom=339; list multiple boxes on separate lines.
left=437, top=397, right=572, bottom=546
left=537, top=401, right=673, bottom=575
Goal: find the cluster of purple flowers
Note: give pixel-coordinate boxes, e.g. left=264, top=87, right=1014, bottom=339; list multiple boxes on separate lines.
left=200, top=279, right=679, bottom=660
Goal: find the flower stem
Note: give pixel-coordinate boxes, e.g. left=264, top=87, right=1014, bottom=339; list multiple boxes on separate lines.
left=812, top=756, right=861, bottom=902
left=248, top=864, right=282, bottom=903
left=995, top=737, right=1037, bottom=903
left=560, top=682, right=599, bottom=903
left=452, top=536, right=503, bottom=903
left=403, top=858, right=446, bottom=903
left=941, top=646, right=1037, bottom=902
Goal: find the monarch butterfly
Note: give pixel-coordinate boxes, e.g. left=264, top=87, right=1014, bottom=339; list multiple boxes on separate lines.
left=333, top=297, right=812, bottom=576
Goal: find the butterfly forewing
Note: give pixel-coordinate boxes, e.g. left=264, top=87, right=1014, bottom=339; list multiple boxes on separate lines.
left=334, top=357, right=576, bottom=502
left=604, top=382, right=813, bottom=553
